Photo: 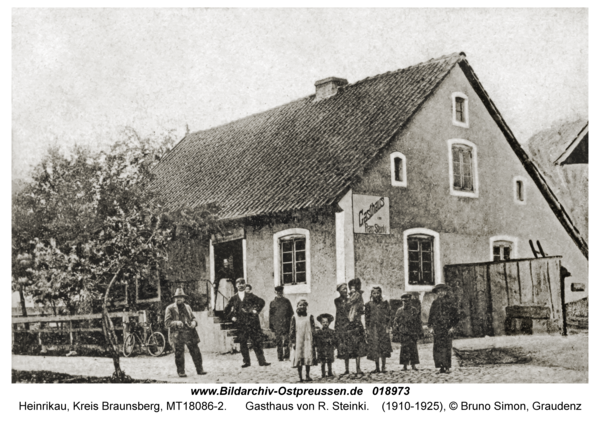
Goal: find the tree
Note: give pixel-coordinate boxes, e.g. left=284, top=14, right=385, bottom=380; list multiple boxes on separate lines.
left=12, top=128, right=219, bottom=380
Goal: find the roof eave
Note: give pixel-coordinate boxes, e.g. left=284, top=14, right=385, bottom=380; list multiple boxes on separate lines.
left=458, top=59, right=588, bottom=260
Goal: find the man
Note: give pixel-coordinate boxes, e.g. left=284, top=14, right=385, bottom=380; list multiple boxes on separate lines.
left=164, top=288, right=207, bottom=378
left=224, top=278, right=271, bottom=368
left=269, top=285, right=294, bottom=361
left=427, top=284, right=460, bottom=374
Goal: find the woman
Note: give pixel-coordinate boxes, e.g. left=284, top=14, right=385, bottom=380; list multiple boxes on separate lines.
left=365, top=285, right=393, bottom=373
left=393, top=293, right=423, bottom=371
left=334, top=280, right=367, bottom=376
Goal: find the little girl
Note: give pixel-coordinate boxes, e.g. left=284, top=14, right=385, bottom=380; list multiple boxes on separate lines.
left=314, top=313, right=337, bottom=378
left=290, top=298, right=316, bottom=382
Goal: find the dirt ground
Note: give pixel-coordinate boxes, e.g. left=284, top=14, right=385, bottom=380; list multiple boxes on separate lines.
left=12, top=332, right=587, bottom=383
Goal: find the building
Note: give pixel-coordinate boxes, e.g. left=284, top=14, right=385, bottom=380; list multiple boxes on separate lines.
left=153, top=53, right=588, bottom=329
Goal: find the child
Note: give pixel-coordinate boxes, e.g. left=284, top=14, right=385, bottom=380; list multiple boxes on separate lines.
left=347, top=278, right=365, bottom=323
left=393, top=293, right=422, bottom=371
left=314, top=313, right=336, bottom=378
left=365, top=285, right=392, bottom=373
left=290, top=298, right=316, bottom=382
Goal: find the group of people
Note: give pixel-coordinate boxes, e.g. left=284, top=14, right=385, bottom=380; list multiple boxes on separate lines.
left=164, top=277, right=460, bottom=381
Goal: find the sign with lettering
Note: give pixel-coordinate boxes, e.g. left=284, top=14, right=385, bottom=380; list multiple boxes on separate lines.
left=211, top=227, right=245, bottom=244
left=352, top=195, right=390, bottom=234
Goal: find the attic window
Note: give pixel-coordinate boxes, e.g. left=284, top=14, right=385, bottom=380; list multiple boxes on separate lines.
left=451, top=92, right=469, bottom=128
left=390, top=152, right=407, bottom=187
left=513, top=176, right=527, bottom=204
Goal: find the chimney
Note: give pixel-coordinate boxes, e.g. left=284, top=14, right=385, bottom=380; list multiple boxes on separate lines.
left=314, top=77, right=348, bottom=101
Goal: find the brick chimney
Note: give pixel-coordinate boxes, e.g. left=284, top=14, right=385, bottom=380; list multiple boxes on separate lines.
left=314, top=77, right=348, bottom=101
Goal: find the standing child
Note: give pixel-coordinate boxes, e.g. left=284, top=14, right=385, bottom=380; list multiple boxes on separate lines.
left=314, top=313, right=336, bottom=378
left=290, top=298, right=316, bottom=382
left=393, top=293, right=423, bottom=371
left=365, top=285, right=393, bottom=373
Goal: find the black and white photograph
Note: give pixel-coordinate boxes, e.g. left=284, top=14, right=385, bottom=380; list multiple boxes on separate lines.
left=10, top=7, right=590, bottom=399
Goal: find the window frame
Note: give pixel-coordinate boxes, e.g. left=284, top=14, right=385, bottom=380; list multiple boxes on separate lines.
left=447, top=139, right=479, bottom=198
left=451, top=92, right=469, bottom=128
left=273, top=228, right=311, bottom=294
left=489, top=235, right=519, bottom=262
left=403, top=228, right=442, bottom=292
left=390, top=152, right=407, bottom=187
left=513, top=176, right=527, bottom=205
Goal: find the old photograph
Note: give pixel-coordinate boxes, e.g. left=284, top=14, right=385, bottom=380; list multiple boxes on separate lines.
left=11, top=8, right=588, bottom=385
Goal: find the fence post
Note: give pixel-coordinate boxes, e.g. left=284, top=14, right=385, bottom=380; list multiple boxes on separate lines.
left=69, top=321, right=74, bottom=347
left=560, top=266, right=570, bottom=336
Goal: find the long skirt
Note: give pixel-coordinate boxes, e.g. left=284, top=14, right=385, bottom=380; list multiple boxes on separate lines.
left=399, top=334, right=419, bottom=365
left=336, top=322, right=367, bottom=359
left=432, top=330, right=452, bottom=368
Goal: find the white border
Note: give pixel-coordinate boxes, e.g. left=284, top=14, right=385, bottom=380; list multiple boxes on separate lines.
left=447, top=138, right=479, bottom=198
left=489, top=235, right=519, bottom=261
left=513, top=175, right=527, bottom=204
left=403, top=228, right=442, bottom=292
left=451, top=91, right=469, bottom=128
left=273, top=228, right=311, bottom=294
left=390, top=152, right=407, bottom=187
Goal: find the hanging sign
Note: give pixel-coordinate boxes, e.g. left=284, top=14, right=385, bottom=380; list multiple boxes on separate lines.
left=353, top=195, right=390, bottom=234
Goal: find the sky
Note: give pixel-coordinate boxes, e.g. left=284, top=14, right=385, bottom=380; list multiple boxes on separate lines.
left=11, top=8, right=588, bottom=180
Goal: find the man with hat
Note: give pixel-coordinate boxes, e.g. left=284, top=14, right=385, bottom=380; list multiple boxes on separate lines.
left=269, top=285, right=294, bottom=361
left=427, top=284, right=460, bottom=374
left=224, top=278, right=271, bottom=368
left=164, top=288, right=206, bottom=377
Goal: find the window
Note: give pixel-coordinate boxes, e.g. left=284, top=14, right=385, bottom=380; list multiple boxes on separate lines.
left=447, top=139, right=479, bottom=198
left=403, top=228, right=442, bottom=291
left=513, top=176, right=527, bottom=204
left=273, top=228, right=311, bottom=293
left=280, top=237, right=306, bottom=285
left=489, top=236, right=518, bottom=262
left=390, top=152, right=407, bottom=187
left=493, top=241, right=512, bottom=261
left=451, top=92, right=469, bottom=128
left=407, top=235, right=435, bottom=285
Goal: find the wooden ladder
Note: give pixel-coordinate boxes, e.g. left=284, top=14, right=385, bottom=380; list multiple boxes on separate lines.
left=529, top=240, right=546, bottom=258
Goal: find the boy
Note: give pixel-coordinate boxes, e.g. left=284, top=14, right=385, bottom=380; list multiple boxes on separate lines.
left=365, top=285, right=392, bottom=373
left=314, top=313, right=336, bottom=378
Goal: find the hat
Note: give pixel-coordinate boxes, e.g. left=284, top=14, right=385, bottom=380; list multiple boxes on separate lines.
left=432, top=284, right=450, bottom=293
left=274, top=285, right=284, bottom=292
left=348, top=278, right=362, bottom=291
left=336, top=283, right=347, bottom=292
left=173, top=288, right=188, bottom=298
left=408, top=291, right=421, bottom=298
left=317, top=313, right=334, bottom=324
left=235, top=278, right=246, bottom=285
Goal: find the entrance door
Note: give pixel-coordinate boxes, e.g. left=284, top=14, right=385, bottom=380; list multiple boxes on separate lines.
left=212, top=239, right=244, bottom=311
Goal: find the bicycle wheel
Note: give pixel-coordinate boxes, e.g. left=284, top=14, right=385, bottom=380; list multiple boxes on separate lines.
left=123, top=333, right=136, bottom=357
left=147, top=332, right=166, bottom=357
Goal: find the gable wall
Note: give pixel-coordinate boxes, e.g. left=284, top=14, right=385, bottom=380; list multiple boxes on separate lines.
left=352, top=65, right=587, bottom=303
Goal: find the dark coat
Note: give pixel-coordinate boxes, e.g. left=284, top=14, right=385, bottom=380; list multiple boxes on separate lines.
left=269, top=296, right=294, bottom=335
left=365, top=300, right=393, bottom=360
left=427, top=296, right=460, bottom=333
left=314, top=327, right=337, bottom=363
left=224, top=292, right=265, bottom=334
left=393, top=301, right=424, bottom=339
left=427, top=295, right=460, bottom=369
left=164, top=302, right=200, bottom=345
left=334, top=296, right=367, bottom=359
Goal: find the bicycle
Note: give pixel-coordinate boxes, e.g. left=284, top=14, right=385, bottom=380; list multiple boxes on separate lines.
left=122, top=320, right=166, bottom=357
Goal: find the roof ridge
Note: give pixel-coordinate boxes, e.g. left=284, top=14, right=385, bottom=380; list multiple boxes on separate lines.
left=185, top=52, right=463, bottom=141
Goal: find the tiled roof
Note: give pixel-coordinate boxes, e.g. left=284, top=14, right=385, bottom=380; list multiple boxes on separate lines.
left=153, top=53, right=463, bottom=219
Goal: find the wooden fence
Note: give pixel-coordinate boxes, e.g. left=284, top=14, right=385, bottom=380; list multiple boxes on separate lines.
left=444, top=256, right=563, bottom=337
